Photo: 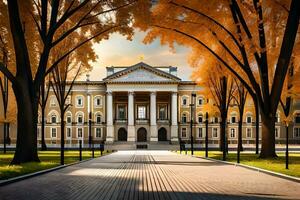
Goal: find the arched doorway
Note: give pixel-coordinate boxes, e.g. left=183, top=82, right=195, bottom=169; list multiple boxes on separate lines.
left=137, top=127, right=147, bottom=142
left=118, top=128, right=127, bottom=141
left=158, top=128, right=167, bottom=141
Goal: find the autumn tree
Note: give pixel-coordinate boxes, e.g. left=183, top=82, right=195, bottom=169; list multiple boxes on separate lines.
left=0, top=0, right=150, bottom=164
left=144, top=0, right=300, bottom=158
left=232, top=78, right=248, bottom=163
left=199, top=64, right=235, bottom=161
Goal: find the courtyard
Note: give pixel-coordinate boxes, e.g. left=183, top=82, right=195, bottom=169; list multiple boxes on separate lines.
left=0, top=150, right=299, bottom=200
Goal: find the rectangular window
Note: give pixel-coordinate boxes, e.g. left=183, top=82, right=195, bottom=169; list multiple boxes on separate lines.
left=246, top=128, right=252, bottom=138
left=138, top=106, right=146, bottom=119
left=158, top=105, right=167, bottom=120
left=76, top=96, right=83, bottom=107
left=212, top=128, right=218, bottom=138
left=118, top=105, right=126, bottom=120
left=198, top=128, right=203, bottom=138
left=246, top=116, right=252, bottom=123
left=51, top=128, right=57, bottom=138
left=275, top=127, right=280, bottom=138
left=294, top=128, right=300, bottom=138
left=66, top=127, right=72, bottom=138
left=295, top=116, right=300, bottom=124
left=230, top=128, right=236, bottom=138
left=95, top=128, right=101, bottom=138
left=95, top=97, right=102, bottom=107
left=77, top=128, right=83, bottom=138
left=231, top=117, right=236, bottom=123
left=181, top=128, right=187, bottom=138
left=50, top=97, right=56, bottom=107
left=214, top=117, right=218, bottom=123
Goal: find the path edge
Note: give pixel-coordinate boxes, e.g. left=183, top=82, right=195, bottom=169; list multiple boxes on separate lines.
left=0, top=152, right=113, bottom=187
left=174, top=151, right=300, bottom=183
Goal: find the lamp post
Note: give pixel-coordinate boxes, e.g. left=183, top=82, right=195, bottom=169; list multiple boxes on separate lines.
left=190, top=92, right=196, bottom=155
left=205, top=112, right=209, bottom=157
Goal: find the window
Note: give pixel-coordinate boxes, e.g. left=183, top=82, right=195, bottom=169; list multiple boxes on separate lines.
left=95, top=128, right=101, bottom=138
left=95, top=114, right=102, bottom=124
left=295, top=115, right=300, bottom=123
left=118, top=105, right=126, bottom=119
left=246, top=116, right=252, bottom=123
left=158, top=105, right=167, bottom=120
left=50, top=96, right=56, bottom=107
left=94, top=96, right=102, bottom=107
left=182, top=113, right=187, bottom=123
left=213, top=117, right=219, bottom=123
left=230, top=128, right=236, bottom=138
left=181, top=128, right=187, bottom=138
left=231, top=116, right=236, bottom=123
left=212, top=128, right=218, bottom=138
left=51, top=114, right=57, bottom=123
left=77, top=128, right=83, bottom=138
left=198, top=97, right=204, bottom=106
left=138, top=106, right=146, bottom=119
left=182, top=96, right=188, bottom=106
left=77, top=113, right=83, bottom=124
left=275, top=128, right=280, bottom=138
left=66, top=127, right=72, bottom=138
left=198, top=114, right=203, bottom=123
left=275, top=113, right=280, bottom=123
left=66, top=114, right=72, bottom=124
left=246, top=128, right=252, bottom=138
left=37, top=127, right=40, bottom=138
left=294, top=128, right=300, bottom=138
left=76, top=96, right=84, bottom=107
left=198, top=128, right=203, bottom=138
left=51, top=128, right=57, bottom=138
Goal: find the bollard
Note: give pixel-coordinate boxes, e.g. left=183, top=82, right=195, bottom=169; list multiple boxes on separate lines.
left=79, top=140, right=82, bottom=161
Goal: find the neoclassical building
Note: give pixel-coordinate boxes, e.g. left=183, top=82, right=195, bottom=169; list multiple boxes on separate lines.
left=1, top=62, right=300, bottom=149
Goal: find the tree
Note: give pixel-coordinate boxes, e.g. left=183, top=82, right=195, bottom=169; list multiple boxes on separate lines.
left=199, top=64, right=235, bottom=161
left=232, top=78, right=248, bottom=163
left=144, top=0, right=300, bottom=158
left=38, top=75, right=51, bottom=150
left=50, top=52, right=81, bottom=165
left=0, top=0, right=150, bottom=164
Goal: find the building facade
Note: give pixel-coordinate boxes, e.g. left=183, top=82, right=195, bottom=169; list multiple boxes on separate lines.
left=1, top=62, right=300, bottom=148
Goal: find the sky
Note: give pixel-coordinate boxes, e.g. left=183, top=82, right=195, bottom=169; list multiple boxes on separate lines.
left=87, top=30, right=194, bottom=81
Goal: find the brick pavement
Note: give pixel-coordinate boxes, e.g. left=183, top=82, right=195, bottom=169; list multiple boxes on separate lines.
left=0, top=150, right=299, bottom=200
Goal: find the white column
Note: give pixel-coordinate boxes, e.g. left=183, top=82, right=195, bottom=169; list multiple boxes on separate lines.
left=106, top=91, right=114, bottom=143
left=150, top=91, right=158, bottom=142
left=171, top=92, right=179, bottom=142
left=127, top=91, right=135, bottom=142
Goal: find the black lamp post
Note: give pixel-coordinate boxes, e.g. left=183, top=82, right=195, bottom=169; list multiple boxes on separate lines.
left=205, top=112, right=209, bottom=157
left=190, top=92, right=196, bottom=155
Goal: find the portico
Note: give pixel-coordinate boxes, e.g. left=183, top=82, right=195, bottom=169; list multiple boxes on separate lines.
left=103, top=63, right=181, bottom=144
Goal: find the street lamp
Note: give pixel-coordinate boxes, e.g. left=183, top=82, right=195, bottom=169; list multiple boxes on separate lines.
left=190, top=92, right=196, bottom=155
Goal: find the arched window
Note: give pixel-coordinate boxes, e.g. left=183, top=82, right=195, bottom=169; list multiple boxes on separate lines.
left=66, top=112, right=72, bottom=124
left=198, top=97, right=204, bottom=106
left=95, top=113, right=102, bottom=124
left=198, top=113, right=203, bottom=123
left=182, top=113, right=188, bottom=123
left=51, top=114, right=57, bottom=123
left=76, top=112, right=84, bottom=124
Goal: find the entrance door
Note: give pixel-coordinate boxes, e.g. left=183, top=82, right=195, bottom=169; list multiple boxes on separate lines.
left=158, top=128, right=167, bottom=141
left=137, top=127, right=147, bottom=142
left=118, top=128, right=127, bottom=141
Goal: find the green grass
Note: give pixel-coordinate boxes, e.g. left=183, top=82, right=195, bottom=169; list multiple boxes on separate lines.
left=0, top=150, right=110, bottom=180
left=178, top=151, right=300, bottom=178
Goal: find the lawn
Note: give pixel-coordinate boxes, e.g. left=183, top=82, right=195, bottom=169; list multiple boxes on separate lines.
left=0, top=150, right=109, bottom=180
left=178, top=151, right=300, bottom=178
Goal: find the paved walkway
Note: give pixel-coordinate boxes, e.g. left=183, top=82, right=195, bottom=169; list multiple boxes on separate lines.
left=0, top=151, right=299, bottom=200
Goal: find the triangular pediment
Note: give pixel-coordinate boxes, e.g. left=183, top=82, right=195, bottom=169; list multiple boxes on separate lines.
left=104, top=62, right=181, bottom=83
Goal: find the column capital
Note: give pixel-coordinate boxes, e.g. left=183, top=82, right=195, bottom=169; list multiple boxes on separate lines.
left=172, top=91, right=178, bottom=96
left=150, top=91, right=156, bottom=96
left=106, top=91, right=113, bottom=95
left=128, top=91, right=135, bottom=96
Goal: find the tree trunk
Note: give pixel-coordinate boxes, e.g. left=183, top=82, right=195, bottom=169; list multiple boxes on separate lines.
left=61, top=110, right=65, bottom=165
left=219, top=119, right=226, bottom=151
left=3, top=123, right=6, bottom=153
left=41, top=105, right=47, bottom=150
left=11, top=81, right=39, bottom=164
left=254, top=99, right=259, bottom=154
left=238, top=120, right=243, bottom=152
left=260, top=114, right=277, bottom=158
